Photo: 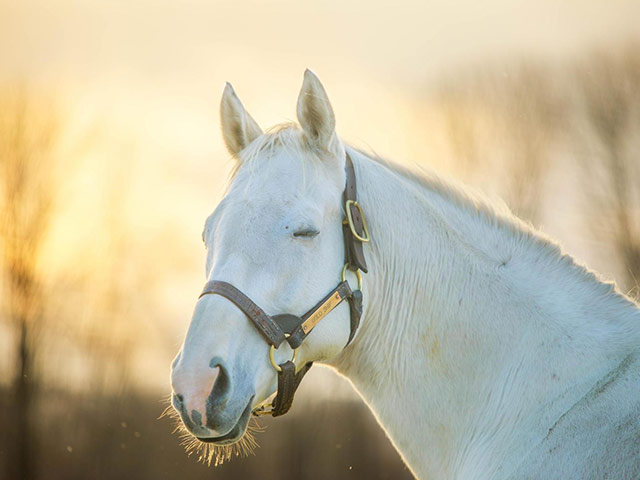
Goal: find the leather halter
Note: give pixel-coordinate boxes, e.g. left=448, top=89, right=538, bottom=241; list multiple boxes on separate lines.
left=198, top=153, right=369, bottom=417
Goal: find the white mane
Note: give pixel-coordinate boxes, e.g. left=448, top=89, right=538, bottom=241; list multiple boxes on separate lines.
left=333, top=142, right=640, bottom=479
left=363, top=148, right=640, bottom=321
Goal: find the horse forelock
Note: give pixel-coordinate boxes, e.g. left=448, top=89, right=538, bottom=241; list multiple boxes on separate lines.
left=228, top=123, right=328, bottom=176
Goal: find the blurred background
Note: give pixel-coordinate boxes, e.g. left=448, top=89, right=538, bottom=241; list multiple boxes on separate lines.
left=1, top=0, right=639, bottom=479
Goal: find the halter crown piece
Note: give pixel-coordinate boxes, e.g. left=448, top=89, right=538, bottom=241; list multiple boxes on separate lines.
left=198, top=153, right=370, bottom=417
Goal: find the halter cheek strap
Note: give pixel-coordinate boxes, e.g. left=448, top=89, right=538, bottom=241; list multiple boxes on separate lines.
left=198, top=152, right=369, bottom=417
left=343, top=154, right=369, bottom=273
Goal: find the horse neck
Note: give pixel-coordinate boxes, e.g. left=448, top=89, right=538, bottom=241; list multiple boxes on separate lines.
left=332, top=150, right=640, bottom=480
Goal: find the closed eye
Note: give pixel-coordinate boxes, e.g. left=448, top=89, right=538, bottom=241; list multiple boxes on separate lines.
left=293, top=229, right=320, bottom=239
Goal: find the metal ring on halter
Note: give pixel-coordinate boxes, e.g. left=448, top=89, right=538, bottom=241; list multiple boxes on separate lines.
left=269, top=335, right=298, bottom=372
left=341, top=263, right=363, bottom=291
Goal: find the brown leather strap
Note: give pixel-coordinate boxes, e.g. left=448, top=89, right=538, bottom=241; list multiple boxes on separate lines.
left=344, top=153, right=368, bottom=273
left=271, top=361, right=313, bottom=417
left=199, top=280, right=287, bottom=347
left=346, top=289, right=362, bottom=346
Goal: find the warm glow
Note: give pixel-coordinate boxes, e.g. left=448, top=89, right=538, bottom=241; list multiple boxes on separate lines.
left=1, top=1, right=639, bottom=478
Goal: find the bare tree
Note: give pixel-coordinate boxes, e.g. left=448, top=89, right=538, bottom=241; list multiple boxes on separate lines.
left=0, top=88, right=139, bottom=479
left=435, top=64, right=566, bottom=226
left=497, top=66, right=566, bottom=224
left=577, top=47, right=640, bottom=295
left=0, top=89, right=61, bottom=480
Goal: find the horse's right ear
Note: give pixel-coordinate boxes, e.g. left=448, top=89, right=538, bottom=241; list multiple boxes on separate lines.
left=220, top=83, right=263, bottom=157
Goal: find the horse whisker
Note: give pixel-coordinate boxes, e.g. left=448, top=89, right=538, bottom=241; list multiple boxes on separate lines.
left=164, top=405, right=264, bottom=467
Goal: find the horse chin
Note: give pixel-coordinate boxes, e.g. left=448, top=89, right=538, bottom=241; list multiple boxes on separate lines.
left=196, top=398, right=253, bottom=446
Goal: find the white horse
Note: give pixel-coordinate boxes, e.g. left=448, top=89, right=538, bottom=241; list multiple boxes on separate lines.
left=170, top=70, right=640, bottom=479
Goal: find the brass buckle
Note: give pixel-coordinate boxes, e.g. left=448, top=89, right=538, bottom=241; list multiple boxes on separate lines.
left=345, top=200, right=370, bottom=243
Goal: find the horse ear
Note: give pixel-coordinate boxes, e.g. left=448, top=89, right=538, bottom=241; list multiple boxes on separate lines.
left=220, top=82, right=263, bottom=156
left=296, top=69, right=337, bottom=151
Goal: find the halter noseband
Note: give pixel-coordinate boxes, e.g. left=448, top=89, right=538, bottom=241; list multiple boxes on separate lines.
left=198, top=153, right=370, bottom=417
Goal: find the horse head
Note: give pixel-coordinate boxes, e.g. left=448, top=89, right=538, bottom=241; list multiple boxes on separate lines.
left=170, top=70, right=365, bottom=449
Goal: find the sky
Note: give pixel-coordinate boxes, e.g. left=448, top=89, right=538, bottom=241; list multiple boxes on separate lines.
left=2, top=0, right=639, bottom=155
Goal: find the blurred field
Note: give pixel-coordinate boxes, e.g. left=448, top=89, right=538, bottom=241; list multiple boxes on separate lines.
left=0, top=383, right=413, bottom=479
left=1, top=1, right=639, bottom=479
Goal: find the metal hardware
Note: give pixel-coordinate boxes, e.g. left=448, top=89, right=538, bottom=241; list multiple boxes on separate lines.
left=345, top=200, right=370, bottom=242
left=252, top=404, right=274, bottom=416
left=269, top=336, right=298, bottom=372
left=341, top=263, right=362, bottom=291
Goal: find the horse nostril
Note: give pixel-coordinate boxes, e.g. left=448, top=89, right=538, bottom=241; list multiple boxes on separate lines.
left=204, top=361, right=234, bottom=431
left=206, top=359, right=232, bottom=427
left=210, top=361, right=231, bottom=402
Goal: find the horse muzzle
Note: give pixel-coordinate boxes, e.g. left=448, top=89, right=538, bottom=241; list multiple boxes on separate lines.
left=170, top=356, right=254, bottom=442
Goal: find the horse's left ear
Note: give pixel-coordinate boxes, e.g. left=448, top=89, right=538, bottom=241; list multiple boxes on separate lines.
left=297, top=69, right=338, bottom=152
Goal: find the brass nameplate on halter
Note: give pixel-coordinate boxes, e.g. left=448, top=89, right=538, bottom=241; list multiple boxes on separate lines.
left=301, top=291, right=343, bottom=334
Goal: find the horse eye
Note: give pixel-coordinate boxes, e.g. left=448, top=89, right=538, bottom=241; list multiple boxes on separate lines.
left=293, top=229, right=320, bottom=239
